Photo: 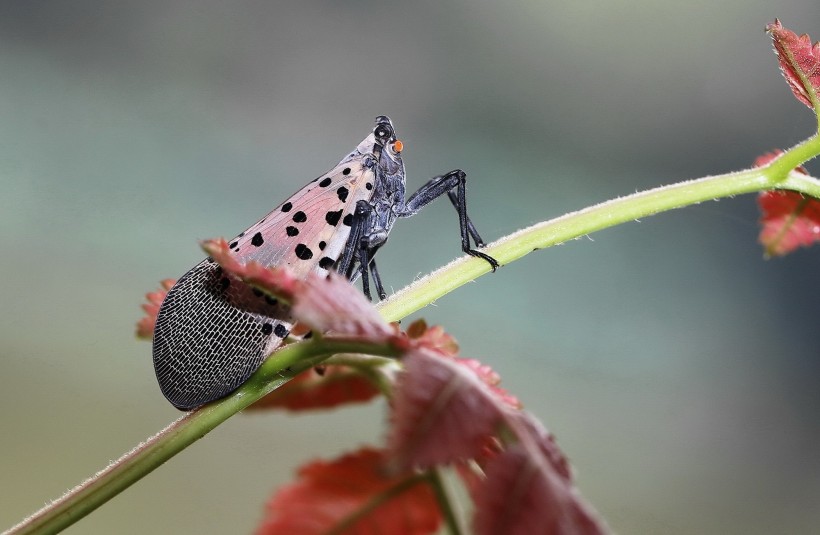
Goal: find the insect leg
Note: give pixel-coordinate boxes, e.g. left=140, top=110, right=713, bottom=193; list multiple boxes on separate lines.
left=337, top=200, right=372, bottom=281
left=368, top=258, right=387, bottom=300
left=345, top=252, right=387, bottom=301
left=399, top=169, right=499, bottom=270
left=358, top=236, right=373, bottom=301
left=338, top=200, right=389, bottom=300
left=447, top=190, right=485, bottom=247
left=357, top=234, right=390, bottom=301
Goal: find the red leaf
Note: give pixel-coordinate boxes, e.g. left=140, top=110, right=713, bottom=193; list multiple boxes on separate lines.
left=247, top=365, right=381, bottom=411
left=293, top=271, right=395, bottom=340
left=758, top=189, right=820, bottom=255
left=767, top=19, right=820, bottom=109
left=256, top=448, right=441, bottom=535
left=454, top=414, right=574, bottom=499
left=754, top=150, right=820, bottom=256
left=387, top=347, right=606, bottom=532
left=512, top=412, right=572, bottom=483
left=135, top=279, right=175, bottom=339
left=387, top=349, right=515, bottom=469
left=407, top=321, right=460, bottom=356
left=201, top=238, right=301, bottom=301
left=472, top=444, right=607, bottom=535
left=458, top=358, right=521, bottom=409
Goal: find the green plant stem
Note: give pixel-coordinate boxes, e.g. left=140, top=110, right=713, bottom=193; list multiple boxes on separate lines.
left=768, top=134, right=820, bottom=179
left=324, top=353, right=400, bottom=398
left=5, top=338, right=398, bottom=535
left=427, top=468, right=465, bottom=535
left=377, top=165, right=820, bottom=322
left=8, top=152, right=820, bottom=535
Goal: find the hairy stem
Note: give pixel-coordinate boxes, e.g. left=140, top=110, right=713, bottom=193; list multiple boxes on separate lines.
left=377, top=166, right=820, bottom=322
left=767, top=134, right=820, bottom=179
left=5, top=338, right=398, bottom=535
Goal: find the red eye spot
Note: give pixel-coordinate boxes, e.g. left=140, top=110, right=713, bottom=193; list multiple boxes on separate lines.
left=393, top=139, right=403, bottom=153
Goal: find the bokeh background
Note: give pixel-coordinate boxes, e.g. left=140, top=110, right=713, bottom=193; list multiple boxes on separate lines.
left=2, top=1, right=819, bottom=533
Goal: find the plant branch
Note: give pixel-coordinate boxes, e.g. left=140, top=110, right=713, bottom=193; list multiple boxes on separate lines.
left=376, top=165, right=820, bottom=322
left=5, top=338, right=398, bottom=535
left=768, top=134, right=820, bottom=179
left=427, top=468, right=465, bottom=535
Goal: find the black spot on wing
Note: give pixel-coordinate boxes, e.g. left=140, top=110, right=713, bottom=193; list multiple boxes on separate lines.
left=325, top=210, right=342, bottom=226
left=293, top=211, right=307, bottom=223
left=295, top=244, right=313, bottom=260
left=337, top=186, right=349, bottom=202
left=251, top=232, right=264, bottom=247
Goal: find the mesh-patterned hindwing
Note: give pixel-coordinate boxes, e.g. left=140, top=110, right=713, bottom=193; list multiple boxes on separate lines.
left=152, top=259, right=292, bottom=409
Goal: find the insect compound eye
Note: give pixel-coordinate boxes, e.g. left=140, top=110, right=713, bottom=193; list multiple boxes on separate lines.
left=392, top=139, right=404, bottom=153
left=374, top=125, right=392, bottom=140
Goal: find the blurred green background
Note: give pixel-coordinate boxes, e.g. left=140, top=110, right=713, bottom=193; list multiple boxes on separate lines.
left=2, top=1, right=819, bottom=533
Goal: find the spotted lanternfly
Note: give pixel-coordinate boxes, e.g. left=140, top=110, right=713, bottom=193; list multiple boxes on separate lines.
left=153, top=116, right=498, bottom=409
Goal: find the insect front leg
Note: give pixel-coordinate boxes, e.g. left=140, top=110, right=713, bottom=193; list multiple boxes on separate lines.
left=337, top=200, right=370, bottom=281
left=399, top=169, right=499, bottom=270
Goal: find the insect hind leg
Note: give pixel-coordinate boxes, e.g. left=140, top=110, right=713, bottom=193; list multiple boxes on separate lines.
left=446, top=190, right=485, bottom=247
left=399, top=169, right=499, bottom=270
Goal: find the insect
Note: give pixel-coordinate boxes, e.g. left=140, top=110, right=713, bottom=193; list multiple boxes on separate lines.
left=153, top=116, right=498, bottom=409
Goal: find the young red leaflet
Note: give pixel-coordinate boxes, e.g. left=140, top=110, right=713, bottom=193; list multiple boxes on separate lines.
left=153, top=116, right=498, bottom=409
